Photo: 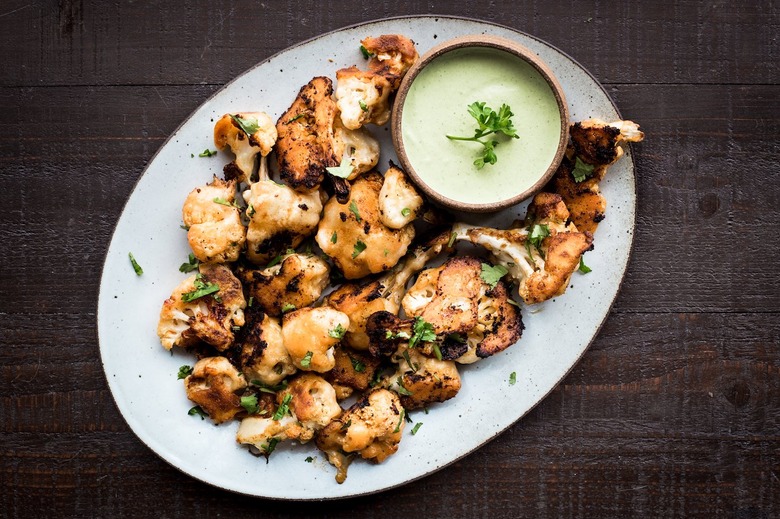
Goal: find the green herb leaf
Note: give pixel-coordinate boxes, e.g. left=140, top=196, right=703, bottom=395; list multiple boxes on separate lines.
left=326, top=154, right=354, bottom=179
left=272, top=393, right=293, bottom=420
left=447, top=231, right=457, bottom=248
left=300, top=351, right=313, bottom=368
left=286, top=113, right=305, bottom=124
left=305, top=456, right=314, bottom=463
left=328, top=324, right=347, bottom=339
left=188, top=406, right=207, bottom=420
left=177, top=365, right=193, bottom=380
left=401, top=207, right=411, bottom=217
left=359, top=100, right=368, bottom=112
left=281, top=303, right=296, bottom=314
left=213, top=197, right=238, bottom=208
left=198, top=149, right=217, bottom=157
left=578, top=256, right=592, bottom=274
left=446, top=101, right=520, bottom=169
left=359, top=44, right=374, bottom=59
left=251, top=380, right=288, bottom=394
left=571, top=156, right=596, bottom=183
left=432, top=343, right=443, bottom=361
left=262, top=437, right=280, bottom=456
left=247, top=204, right=256, bottom=217
left=181, top=273, right=220, bottom=302
left=393, top=409, right=405, bottom=433
left=480, top=263, right=509, bottom=289
left=128, top=252, right=143, bottom=276
left=528, top=223, right=551, bottom=249
left=352, top=240, right=367, bottom=259
left=248, top=296, right=254, bottom=307
left=330, top=231, right=337, bottom=244
left=395, top=377, right=413, bottom=396
left=180, top=224, right=190, bottom=231
left=240, top=395, right=260, bottom=414
left=410, top=422, right=423, bottom=435
left=266, top=254, right=283, bottom=268
left=409, top=316, right=437, bottom=349
left=230, top=114, right=260, bottom=136
left=386, top=330, right=411, bottom=340
left=179, top=253, right=200, bottom=273
left=349, top=201, right=362, bottom=222
left=509, top=371, right=517, bottom=385
left=349, top=356, right=366, bottom=373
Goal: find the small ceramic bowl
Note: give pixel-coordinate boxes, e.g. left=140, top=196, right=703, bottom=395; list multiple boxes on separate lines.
left=392, top=35, right=569, bottom=213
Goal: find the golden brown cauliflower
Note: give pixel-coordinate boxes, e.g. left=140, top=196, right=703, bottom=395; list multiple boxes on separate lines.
left=316, top=388, right=405, bottom=483
left=242, top=179, right=323, bottom=265
left=213, top=112, right=277, bottom=186
left=362, top=34, right=419, bottom=89
left=334, top=66, right=393, bottom=130
left=236, top=374, right=341, bottom=455
left=157, top=263, right=246, bottom=351
left=281, top=307, right=350, bottom=372
left=323, top=345, right=382, bottom=400
left=237, top=252, right=330, bottom=317
left=378, top=164, right=423, bottom=229
left=332, top=117, right=380, bottom=180
left=315, top=172, right=415, bottom=279
left=181, top=177, right=246, bottom=263
left=235, top=306, right=296, bottom=386
left=385, top=347, right=461, bottom=410
left=184, top=356, right=247, bottom=424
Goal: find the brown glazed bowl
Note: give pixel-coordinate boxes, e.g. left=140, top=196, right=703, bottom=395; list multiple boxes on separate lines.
left=391, top=35, right=569, bottom=213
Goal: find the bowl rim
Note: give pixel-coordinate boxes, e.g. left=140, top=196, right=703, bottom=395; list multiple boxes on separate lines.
left=391, top=34, right=570, bottom=213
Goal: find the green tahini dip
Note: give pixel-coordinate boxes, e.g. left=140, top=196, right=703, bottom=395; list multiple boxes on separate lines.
left=401, top=48, right=562, bottom=205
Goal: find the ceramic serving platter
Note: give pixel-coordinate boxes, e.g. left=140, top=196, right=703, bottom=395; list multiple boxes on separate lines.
left=97, top=16, right=634, bottom=500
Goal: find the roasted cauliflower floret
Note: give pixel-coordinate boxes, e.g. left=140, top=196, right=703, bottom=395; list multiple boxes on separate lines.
left=185, top=356, right=247, bottom=424
left=570, top=119, right=644, bottom=167
left=378, top=164, right=423, bottom=229
left=327, top=232, right=450, bottom=350
left=334, top=66, right=393, bottom=130
left=275, top=76, right=338, bottom=193
left=385, top=347, right=461, bottom=409
left=324, top=345, right=382, bottom=400
left=316, top=388, right=405, bottom=483
left=214, top=112, right=277, bottom=186
left=242, top=179, right=323, bottom=265
left=181, top=177, right=246, bottom=263
left=237, top=374, right=341, bottom=455
left=281, top=307, right=350, bottom=372
left=315, top=171, right=415, bottom=279
left=237, top=252, right=330, bottom=317
left=235, top=306, right=296, bottom=386
left=332, top=118, right=380, bottom=179
left=362, top=34, right=419, bottom=89
left=157, top=263, right=246, bottom=351
left=452, top=193, right=593, bottom=305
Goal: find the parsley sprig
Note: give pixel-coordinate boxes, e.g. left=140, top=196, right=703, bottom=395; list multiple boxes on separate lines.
left=446, top=102, right=520, bottom=169
left=181, top=273, right=220, bottom=303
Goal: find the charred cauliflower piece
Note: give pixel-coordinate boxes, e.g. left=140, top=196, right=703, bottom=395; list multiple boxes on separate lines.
left=334, top=66, right=393, bottom=130
left=275, top=76, right=338, bottom=193
left=281, top=307, right=350, bottom=372
left=570, top=119, right=644, bottom=167
left=182, top=177, right=246, bottom=263
left=378, top=164, right=423, bottom=229
left=242, top=171, right=323, bottom=265
left=385, top=347, right=461, bottom=409
left=316, top=388, right=405, bottom=483
left=332, top=118, right=380, bottom=179
left=237, top=252, right=330, bottom=317
left=214, top=112, right=277, bottom=186
left=324, top=345, right=382, bottom=400
left=361, top=34, right=419, bottom=89
left=452, top=193, right=593, bottom=305
left=235, top=306, right=296, bottom=386
left=185, top=356, right=247, bottom=424
left=326, top=231, right=451, bottom=350
left=157, top=263, right=246, bottom=351
left=237, top=374, right=341, bottom=455
left=315, top=171, right=415, bottom=279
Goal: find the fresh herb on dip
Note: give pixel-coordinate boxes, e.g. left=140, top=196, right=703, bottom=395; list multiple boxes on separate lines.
left=446, top=101, right=520, bottom=169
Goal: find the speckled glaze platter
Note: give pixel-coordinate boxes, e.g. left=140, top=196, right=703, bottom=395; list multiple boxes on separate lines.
left=98, top=16, right=635, bottom=500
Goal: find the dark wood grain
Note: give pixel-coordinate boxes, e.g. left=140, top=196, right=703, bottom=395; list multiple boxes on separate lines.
left=1, top=1, right=778, bottom=518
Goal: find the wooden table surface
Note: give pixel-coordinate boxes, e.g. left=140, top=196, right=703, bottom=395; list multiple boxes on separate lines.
left=2, top=1, right=778, bottom=517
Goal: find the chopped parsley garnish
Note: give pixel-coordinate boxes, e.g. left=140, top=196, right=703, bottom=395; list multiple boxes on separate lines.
left=262, top=437, right=280, bottom=456
left=349, top=356, right=366, bottom=373
left=213, top=197, right=238, bottom=207
left=509, top=371, right=517, bottom=385
left=286, top=113, right=305, bottom=124
left=446, top=101, right=520, bottom=169
left=352, top=240, right=367, bottom=259
left=230, top=114, right=260, bottom=136
left=359, top=100, right=368, bottom=112
left=410, top=422, right=423, bottom=435
left=305, top=456, right=315, bottom=463
left=402, top=350, right=418, bottom=372
left=128, top=252, right=143, bottom=276
left=266, top=254, right=283, bottom=268
left=179, top=253, right=200, bottom=273
left=188, top=406, right=207, bottom=420
left=281, top=303, right=296, bottom=313
left=571, top=156, right=596, bottom=183
left=395, top=377, right=413, bottom=396
left=330, top=231, right=337, bottom=244
left=401, top=207, right=411, bottom=217
left=181, top=273, right=220, bottom=302
left=328, top=324, right=347, bottom=339
left=180, top=224, right=190, bottom=231
left=447, top=231, right=457, bottom=248
left=480, top=263, right=509, bottom=289
left=578, top=256, right=592, bottom=274
left=409, top=316, right=437, bottom=349
left=325, top=155, right=353, bottom=179
left=272, top=393, right=293, bottom=420
left=393, top=409, right=405, bottom=433
left=432, top=343, right=443, bottom=361
left=248, top=296, right=254, bottom=307
left=250, top=379, right=288, bottom=394
left=247, top=204, right=256, bottom=217
left=528, top=223, right=551, bottom=249
left=386, top=330, right=411, bottom=340
left=177, top=365, right=193, bottom=380
left=359, top=44, right=374, bottom=59
left=198, top=149, right=217, bottom=157
left=300, top=351, right=313, bottom=368
left=339, top=419, right=353, bottom=432
left=240, top=395, right=261, bottom=414
left=349, top=201, right=362, bottom=222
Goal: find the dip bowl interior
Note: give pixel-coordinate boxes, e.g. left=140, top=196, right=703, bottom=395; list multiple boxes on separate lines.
left=392, top=35, right=569, bottom=213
